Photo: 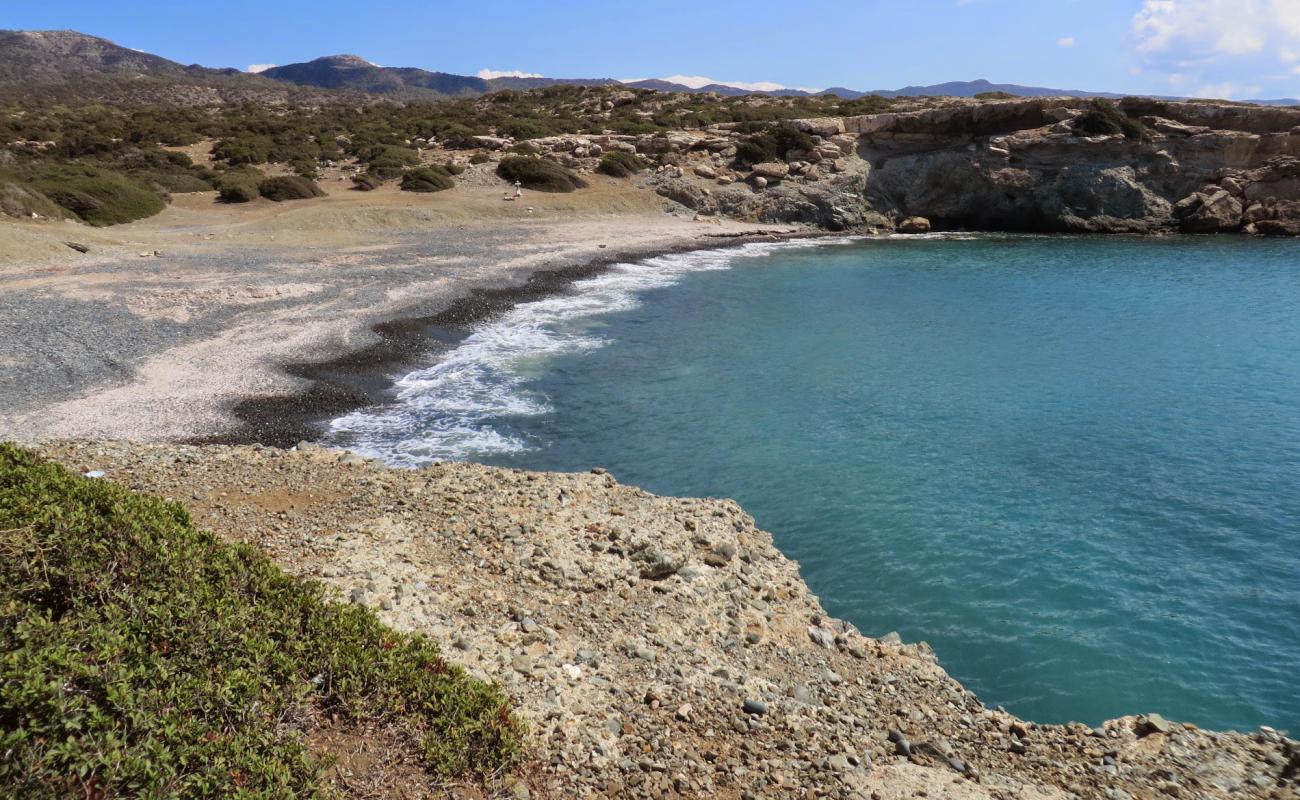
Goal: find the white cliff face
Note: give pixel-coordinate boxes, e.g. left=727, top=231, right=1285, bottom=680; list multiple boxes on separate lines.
left=36, top=440, right=1300, bottom=799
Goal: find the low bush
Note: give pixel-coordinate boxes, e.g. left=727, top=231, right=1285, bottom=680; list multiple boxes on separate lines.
left=258, top=175, right=326, bottom=202
left=351, top=171, right=383, bottom=191
left=469, top=152, right=491, bottom=165
left=443, top=161, right=466, bottom=176
left=24, top=165, right=165, bottom=226
left=509, top=142, right=539, bottom=156
left=597, top=150, right=647, bottom=177
left=0, top=444, right=524, bottom=798
left=400, top=165, right=455, bottom=192
left=217, top=182, right=259, bottom=203
left=214, top=166, right=264, bottom=203
left=0, top=180, right=66, bottom=220
left=496, top=155, right=587, bottom=193
left=1075, top=99, right=1146, bottom=140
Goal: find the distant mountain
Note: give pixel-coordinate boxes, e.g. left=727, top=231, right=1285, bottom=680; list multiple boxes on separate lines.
left=262, top=55, right=492, bottom=97
left=2, top=29, right=1293, bottom=107
left=0, top=29, right=225, bottom=83
left=865, top=78, right=1125, bottom=99
left=262, top=55, right=627, bottom=96
left=0, top=29, right=348, bottom=104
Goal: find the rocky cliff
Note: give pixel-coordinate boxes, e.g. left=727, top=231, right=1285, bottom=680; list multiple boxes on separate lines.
left=629, top=97, right=1300, bottom=236
left=36, top=441, right=1300, bottom=799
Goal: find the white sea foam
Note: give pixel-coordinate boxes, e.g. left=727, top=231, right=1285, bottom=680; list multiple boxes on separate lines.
left=326, top=239, right=831, bottom=466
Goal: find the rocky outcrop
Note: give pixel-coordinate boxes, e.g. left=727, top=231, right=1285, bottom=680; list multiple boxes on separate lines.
left=36, top=440, right=1300, bottom=800
left=787, top=98, right=1300, bottom=235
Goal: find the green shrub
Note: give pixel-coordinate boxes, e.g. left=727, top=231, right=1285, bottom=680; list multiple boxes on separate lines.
left=443, top=161, right=466, bottom=175
left=218, top=182, right=259, bottom=203
left=351, top=171, right=383, bottom=191
left=0, top=444, right=524, bottom=798
left=496, top=156, right=586, bottom=193
left=469, top=152, right=491, bottom=165
left=24, top=165, right=165, bottom=226
left=975, top=91, right=1018, bottom=100
left=257, top=175, right=326, bottom=202
left=1075, top=99, right=1146, bottom=140
left=734, top=138, right=776, bottom=165
left=0, top=180, right=67, bottom=220
left=500, top=118, right=554, bottom=140
left=597, top=151, right=646, bottom=177
left=132, top=169, right=214, bottom=194
left=215, top=166, right=264, bottom=203
left=509, top=142, right=539, bottom=156
left=437, top=124, right=483, bottom=149
left=400, top=166, right=455, bottom=193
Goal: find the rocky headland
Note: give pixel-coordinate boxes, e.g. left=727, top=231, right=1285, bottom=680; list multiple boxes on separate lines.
left=610, top=97, right=1300, bottom=236
left=33, top=440, right=1300, bottom=800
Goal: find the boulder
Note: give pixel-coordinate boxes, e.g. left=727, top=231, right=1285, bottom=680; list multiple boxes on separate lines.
left=693, top=164, right=717, bottom=179
left=898, top=216, right=931, bottom=233
left=751, top=162, right=790, bottom=181
left=1175, top=189, right=1242, bottom=233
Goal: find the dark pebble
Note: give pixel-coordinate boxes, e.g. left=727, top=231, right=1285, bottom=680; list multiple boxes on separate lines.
left=742, top=699, right=767, bottom=716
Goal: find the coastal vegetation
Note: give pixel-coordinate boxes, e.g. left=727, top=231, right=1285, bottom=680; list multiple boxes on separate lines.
left=0, top=84, right=905, bottom=225
left=257, top=174, right=326, bottom=201
left=399, top=165, right=455, bottom=192
left=496, top=155, right=587, bottom=192
left=0, top=444, right=523, bottom=798
left=596, top=150, right=646, bottom=177
left=1075, top=98, right=1147, bottom=140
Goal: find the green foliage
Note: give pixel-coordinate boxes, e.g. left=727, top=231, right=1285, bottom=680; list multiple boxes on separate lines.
left=596, top=150, right=646, bottom=178
left=469, top=152, right=491, bottom=165
left=495, top=156, right=587, bottom=193
left=508, top=142, right=539, bottom=156
left=257, top=175, right=326, bottom=201
left=733, top=123, right=815, bottom=166
left=351, top=171, right=384, bottom=191
left=499, top=118, right=554, bottom=141
left=442, top=161, right=466, bottom=176
left=23, top=165, right=165, bottom=226
left=1075, top=99, right=1146, bottom=140
left=437, top=123, right=483, bottom=149
left=0, top=444, right=524, bottom=799
left=974, top=91, right=1018, bottom=100
left=0, top=179, right=67, bottom=220
left=215, top=166, right=264, bottom=203
left=400, top=165, right=455, bottom=193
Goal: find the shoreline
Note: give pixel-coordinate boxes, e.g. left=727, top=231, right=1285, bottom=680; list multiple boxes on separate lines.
left=193, top=227, right=831, bottom=448
left=31, top=438, right=1298, bottom=799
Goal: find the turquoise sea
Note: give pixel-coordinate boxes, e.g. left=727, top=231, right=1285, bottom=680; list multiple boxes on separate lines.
left=329, top=234, right=1300, bottom=733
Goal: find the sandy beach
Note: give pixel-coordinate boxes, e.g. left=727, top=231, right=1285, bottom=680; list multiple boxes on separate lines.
left=0, top=176, right=806, bottom=443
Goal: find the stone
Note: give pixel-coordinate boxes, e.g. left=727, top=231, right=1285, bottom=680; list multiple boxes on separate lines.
left=751, top=162, right=790, bottom=181
left=1138, top=714, right=1175, bottom=736
left=752, top=176, right=768, bottom=190
left=898, top=216, right=932, bottom=233
left=808, top=626, right=835, bottom=648
left=1175, top=189, right=1242, bottom=233
left=742, top=699, right=767, bottom=716
left=64, top=241, right=90, bottom=253
left=694, top=164, right=717, bottom=179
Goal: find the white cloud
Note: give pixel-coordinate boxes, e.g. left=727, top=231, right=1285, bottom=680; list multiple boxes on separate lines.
left=1131, top=1, right=1300, bottom=96
left=1195, top=81, right=1262, bottom=99
left=1057, top=37, right=1076, bottom=47
left=650, top=74, right=821, bottom=93
left=1133, top=0, right=1300, bottom=60
left=246, top=63, right=276, bottom=73
left=477, top=69, right=543, bottom=79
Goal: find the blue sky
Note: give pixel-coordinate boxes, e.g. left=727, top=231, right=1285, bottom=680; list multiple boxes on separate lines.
left=5, top=0, right=1300, bottom=99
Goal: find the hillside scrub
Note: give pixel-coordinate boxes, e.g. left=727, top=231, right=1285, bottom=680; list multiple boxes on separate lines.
left=597, top=150, right=646, bottom=177
left=215, top=166, right=265, bottom=203
left=1075, top=99, right=1146, bottom=140
left=258, top=175, right=326, bottom=201
left=22, top=165, right=165, bottom=225
left=496, top=155, right=587, bottom=193
left=400, top=165, right=454, bottom=192
left=0, top=444, right=524, bottom=798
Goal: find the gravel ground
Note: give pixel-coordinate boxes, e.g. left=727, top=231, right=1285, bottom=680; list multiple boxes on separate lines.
left=34, top=440, right=1300, bottom=800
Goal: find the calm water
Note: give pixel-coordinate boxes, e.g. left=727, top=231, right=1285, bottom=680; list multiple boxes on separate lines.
left=329, top=235, right=1300, bottom=732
